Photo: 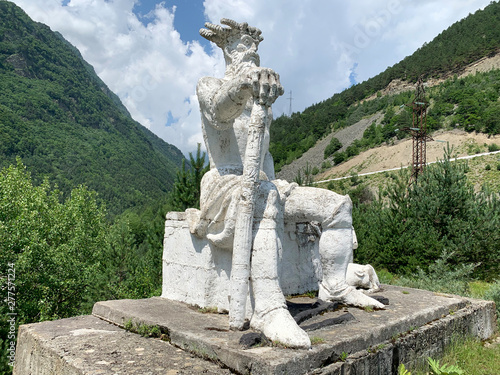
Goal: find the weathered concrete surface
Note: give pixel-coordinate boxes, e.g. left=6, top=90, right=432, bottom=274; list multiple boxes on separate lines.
left=14, top=285, right=496, bottom=374
left=13, top=314, right=233, bottom=375
left=93, top=285, right=495, bottom=374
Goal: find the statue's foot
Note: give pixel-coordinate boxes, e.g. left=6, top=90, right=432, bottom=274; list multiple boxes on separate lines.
left=251, top=308, right=311, bottom=349
left=319, top=283, right=385, bottom=309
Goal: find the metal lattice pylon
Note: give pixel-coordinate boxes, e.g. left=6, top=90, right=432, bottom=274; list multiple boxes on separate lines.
left=408, top=77, right=432, bottom=182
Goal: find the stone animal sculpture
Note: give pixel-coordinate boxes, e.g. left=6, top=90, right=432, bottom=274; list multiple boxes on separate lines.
left=346, top=263, right=381, bottom=293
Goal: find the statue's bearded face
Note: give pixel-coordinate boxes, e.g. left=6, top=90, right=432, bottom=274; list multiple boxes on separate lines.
left=224, top=34, right=260, bottom=68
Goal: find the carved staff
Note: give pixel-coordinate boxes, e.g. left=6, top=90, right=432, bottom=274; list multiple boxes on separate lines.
left=229, top=100, right=267, bottom=330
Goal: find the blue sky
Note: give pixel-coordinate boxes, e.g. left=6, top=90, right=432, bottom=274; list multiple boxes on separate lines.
left=11, top=0, right=494, bottom=155
left=133, top=0, right=210, bottom=49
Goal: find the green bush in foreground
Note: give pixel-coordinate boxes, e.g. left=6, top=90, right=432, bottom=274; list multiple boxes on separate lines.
left=0, top=159, right=108, bottom=375
left=0, top=159, right=106, bottom=324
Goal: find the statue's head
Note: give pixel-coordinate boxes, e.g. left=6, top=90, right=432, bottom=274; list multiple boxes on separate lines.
left=200, top=19, right=263, bottom=69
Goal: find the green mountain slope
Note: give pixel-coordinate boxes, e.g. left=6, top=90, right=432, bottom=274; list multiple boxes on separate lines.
left=0, top=1, right=184, bottom=215
left=270, top=0, right=500, bottom=171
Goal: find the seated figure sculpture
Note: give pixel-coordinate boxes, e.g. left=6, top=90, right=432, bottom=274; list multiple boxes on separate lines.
left=188, top=19, right=384, bottom=349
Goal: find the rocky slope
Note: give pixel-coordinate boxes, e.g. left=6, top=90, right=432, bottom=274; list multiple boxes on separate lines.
left=277, top=51, right=500, bottom=183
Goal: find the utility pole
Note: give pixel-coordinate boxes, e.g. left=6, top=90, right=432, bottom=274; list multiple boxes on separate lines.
left=287, top=90, right=293, bottom=116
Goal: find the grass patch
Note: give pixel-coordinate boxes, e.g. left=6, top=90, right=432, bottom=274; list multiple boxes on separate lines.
left=376, top=268, right=396, bottom=284
left=124, top=319, right=163, bottom=338
left=388, top=251, right=476, bottom=296
left=409, top=337, right=500, bottom=375
left=287, top=290, right=318, bottom=299
left=271, top=340, right=290, bottom=349
left=310, top=336, right=326, bottom=345
left=197, top=306, right=219, bottom=314
left=484, top=280, right=500, bottom=325
left=468, top=280, right=491, bottom=299
left=378, top=266, right=500, bottom=375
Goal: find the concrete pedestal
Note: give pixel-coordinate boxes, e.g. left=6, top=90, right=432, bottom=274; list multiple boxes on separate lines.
left=13, top=286, right=497, bottom=374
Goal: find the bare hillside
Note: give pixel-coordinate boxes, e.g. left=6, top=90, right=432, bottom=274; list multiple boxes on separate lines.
left=276, top=52, right=500, bottom=183
left=362, top=51, right=500, bottom=102
left=276, top=112, right=384, bottom=182
left=315, top=129, right=500, bottom=181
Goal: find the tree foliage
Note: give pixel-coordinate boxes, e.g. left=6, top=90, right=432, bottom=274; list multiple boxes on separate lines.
left=324, top=137, right=342, bottom=159
left=93, top=199, right=170, bottom=302
left=0, top=159, right=107, bottom=323
left=0, top=2, right=184, bottom=216
left=0, top=160, right=175, bottom=373
left=270, top=1, right=500, bottom=169
left=169, top=144, right=209, bottom=211
left=353, top=146, right=500, bottom=279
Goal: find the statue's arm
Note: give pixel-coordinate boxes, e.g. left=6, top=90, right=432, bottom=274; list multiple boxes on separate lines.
left=197, top=76, right=252, bottom=129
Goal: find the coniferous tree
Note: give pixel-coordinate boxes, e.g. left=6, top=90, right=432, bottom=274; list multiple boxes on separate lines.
left=324, top=137, right=342, bottom=159
left=353, top=145, right=500, bottom=279
left=169, top=144, right=209, bottom=211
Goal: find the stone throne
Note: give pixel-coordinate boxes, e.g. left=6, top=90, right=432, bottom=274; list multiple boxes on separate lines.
left=162, top=208, right=324, bottom=315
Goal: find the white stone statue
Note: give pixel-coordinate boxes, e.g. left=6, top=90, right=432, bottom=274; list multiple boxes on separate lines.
left=182, top=18, right=383, bottom=349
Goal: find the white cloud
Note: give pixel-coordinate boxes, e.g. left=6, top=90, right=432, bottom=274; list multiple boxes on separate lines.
left=11, top=0, right=494, bottom=154
left=12, top=0, right=223, bottom=154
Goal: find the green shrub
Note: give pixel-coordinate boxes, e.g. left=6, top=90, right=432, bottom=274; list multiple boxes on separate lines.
left=324, top=137, right=342, bottom=159
left=398, top=363, right=411, bottom=375
left=350, top=173, right=359, bottom=185
left=354, top=145, right=499, bottom=279
left=428, top=357, right=464, bottom=375
left=0, top=160, right=109, bottom=374
left=346, top=144, right=360, bottom=157
left=333, top=152, right=346, bottom=165
left=393, top=251, right=476, bottom=296
left=0, top=159, right=107, bottom=323
left=376, top=269, right=395, bottom=284
left=321, top=161, right=332, bottom=170
left=488, top=143, right=499, bottom=152
left=484, top=280, right=500, bottom=323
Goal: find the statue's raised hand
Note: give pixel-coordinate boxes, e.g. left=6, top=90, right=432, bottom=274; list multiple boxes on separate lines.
left=248, top=68, right=284, bottom=107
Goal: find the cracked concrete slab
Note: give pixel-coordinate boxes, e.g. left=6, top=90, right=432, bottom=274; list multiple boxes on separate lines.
left=13, top=315, right=233, bottom=375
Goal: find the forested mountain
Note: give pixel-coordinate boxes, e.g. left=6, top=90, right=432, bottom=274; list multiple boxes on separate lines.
left=0, top=1, right=184, bottom=215
left=270, top=0, right=500, bottom=171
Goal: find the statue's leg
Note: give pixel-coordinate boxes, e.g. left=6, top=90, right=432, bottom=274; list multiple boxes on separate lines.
left=249, top=183, right=311, bottom=348
left=284, top=186, right=384, bottom=309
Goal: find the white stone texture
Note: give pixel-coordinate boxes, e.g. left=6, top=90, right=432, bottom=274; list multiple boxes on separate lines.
left=162, top=211, right=322, bottom=313
left=346, top=263, right=381, bottom=293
